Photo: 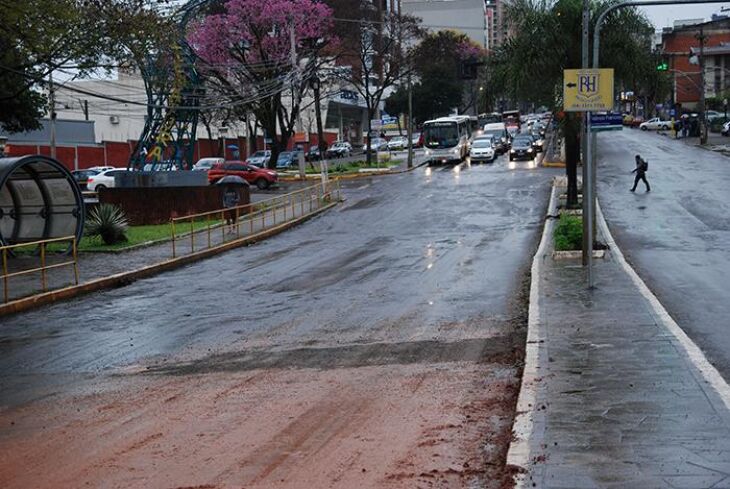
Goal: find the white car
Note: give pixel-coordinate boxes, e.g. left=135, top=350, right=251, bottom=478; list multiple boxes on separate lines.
left=87, top=168, right=125, bottom=192
left=639, top=118, right=672, bottom=131
left=193, top=157, right=224, bottom=171
left=246, top=150, right=271, bottom=166
left=469, top=137, right=496, bottom=162
left=88, top=165, right=115, bottom=172
left=387, top=136, right=408, bottom=151
left=722, top=120, right=730, bottom=136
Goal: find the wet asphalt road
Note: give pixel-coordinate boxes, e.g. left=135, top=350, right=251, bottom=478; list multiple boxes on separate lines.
left=597, top=129, right=730, bottom=381
left=1, top=154, right=555, bottom=406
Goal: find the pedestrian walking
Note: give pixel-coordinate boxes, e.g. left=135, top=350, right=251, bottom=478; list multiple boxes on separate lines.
left=630, top=154, right=650, bottom=192
left=674, top=118, right=681, bottom=139
left=222, top=186, right=240, bottom=233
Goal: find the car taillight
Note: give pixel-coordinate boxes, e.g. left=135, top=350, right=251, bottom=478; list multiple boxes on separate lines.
left=87, top=177, right=94, bottom=182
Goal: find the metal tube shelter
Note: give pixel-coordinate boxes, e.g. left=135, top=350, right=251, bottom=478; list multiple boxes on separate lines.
left=0, top=155, right=85, bottom=248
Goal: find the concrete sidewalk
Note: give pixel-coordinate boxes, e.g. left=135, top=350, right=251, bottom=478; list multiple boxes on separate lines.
left=509, top=184, right=730, bottom=488
left=4, top=185, right=338, bottom=303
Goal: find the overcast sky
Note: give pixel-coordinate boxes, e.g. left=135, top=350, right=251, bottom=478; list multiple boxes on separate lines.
left=641, top=4, right=729, bottom=29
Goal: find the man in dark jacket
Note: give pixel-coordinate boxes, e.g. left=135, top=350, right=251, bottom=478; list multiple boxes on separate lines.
left=630, top=154, right=650, bottom=192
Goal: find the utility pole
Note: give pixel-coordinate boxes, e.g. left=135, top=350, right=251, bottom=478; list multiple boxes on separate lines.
left=49, top=72, right=57, bottom=159
left=407, top=71, right=414, bottom=169
left=312, top=76, right=328, bottom=184
left=697, top=25, right=708, bottom=145
left=581, top=0, right=591, bottom=281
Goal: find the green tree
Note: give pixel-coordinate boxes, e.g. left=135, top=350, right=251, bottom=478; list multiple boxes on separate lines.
left=0, top=0, right=174, bottom=133
left=489, top=0, right=658, bottom=206
left=385, top=30, right=485, bottom=127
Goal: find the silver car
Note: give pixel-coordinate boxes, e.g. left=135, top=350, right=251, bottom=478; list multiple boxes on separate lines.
left=246, top=150, right=271, bottom=166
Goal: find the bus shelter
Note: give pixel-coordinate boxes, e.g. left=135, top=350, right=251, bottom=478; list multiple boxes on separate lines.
left=0, top=155, right=84, bottom=248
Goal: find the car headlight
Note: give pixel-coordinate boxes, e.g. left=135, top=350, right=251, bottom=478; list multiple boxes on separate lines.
left=528, top=148, right=534, bottom=152
left=501, top=137, right=506, bottom=142
left=424, top=148, right=431, bottom=156
left=510, top=149, right=516, bottom=154
left=453, top=148, right=460, bottom=155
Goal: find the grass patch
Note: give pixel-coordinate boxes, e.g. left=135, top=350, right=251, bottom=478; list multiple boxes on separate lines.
left=553, top=214, right=582, bottom=251
left=303, top=160, right=399, bottom=174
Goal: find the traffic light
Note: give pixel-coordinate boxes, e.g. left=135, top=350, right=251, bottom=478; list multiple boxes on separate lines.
left=656, top=62, right=669, bottom=71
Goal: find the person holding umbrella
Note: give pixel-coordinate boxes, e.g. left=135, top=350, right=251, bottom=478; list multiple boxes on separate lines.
left=216, top=176, right=247, bottom=234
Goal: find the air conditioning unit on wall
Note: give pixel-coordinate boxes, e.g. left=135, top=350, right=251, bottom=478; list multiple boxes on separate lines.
left=109, top=115, right=120, bottom=124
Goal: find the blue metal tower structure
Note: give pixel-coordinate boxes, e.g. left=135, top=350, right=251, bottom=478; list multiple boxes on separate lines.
left=129, top=0, right=213, bottom=171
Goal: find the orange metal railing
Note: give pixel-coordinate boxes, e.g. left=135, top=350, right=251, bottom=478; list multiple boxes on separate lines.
left=1, top=236, right=80, bottom=303
left=170, top=180, right=341, bottom=258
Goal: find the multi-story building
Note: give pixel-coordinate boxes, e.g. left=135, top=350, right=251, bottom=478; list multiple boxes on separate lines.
left=401, top=0, right=488, bottom=48
left=660, top=17, right=730, bottom=110
left=485, top=0, right=509, bottom=51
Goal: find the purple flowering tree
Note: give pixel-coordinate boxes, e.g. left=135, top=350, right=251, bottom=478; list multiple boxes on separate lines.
left=189, top=0, right=336, bottom=168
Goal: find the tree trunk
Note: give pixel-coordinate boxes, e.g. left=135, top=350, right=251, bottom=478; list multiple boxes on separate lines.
left=564, top=114, right=580, bottom=208
left=365, top=106, right=374, bottom=165
left=314, top=83, right=326, bottom=157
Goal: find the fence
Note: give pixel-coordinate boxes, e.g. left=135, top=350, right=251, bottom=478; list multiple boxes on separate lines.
left=170, top=180, right=341, bottom=258
left=1, top=236, right=79, bottom=303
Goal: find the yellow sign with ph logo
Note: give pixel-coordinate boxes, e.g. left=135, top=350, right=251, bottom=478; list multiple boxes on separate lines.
left=563, top=68, right=614, bottom=112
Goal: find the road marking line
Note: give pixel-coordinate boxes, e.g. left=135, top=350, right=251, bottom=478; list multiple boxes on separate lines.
left=597, top=202, right=730, bottom=411
left=505, top=179, right=559, bottom=487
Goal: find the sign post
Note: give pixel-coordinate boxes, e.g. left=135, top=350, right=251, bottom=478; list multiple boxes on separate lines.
left=564, top=67, right=614, bottom=288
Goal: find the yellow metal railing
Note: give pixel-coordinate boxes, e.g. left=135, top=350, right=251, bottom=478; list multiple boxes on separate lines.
left=1, top=236, right=80, bottom=303
left=170, top=180, right=341, bottom=258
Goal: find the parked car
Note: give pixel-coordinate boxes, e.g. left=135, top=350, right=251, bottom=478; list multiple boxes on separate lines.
left=326, top=141, right=353, bottom=158
left=276, top=151, right=297, bottom=169
left=366, top=138, right=389, bottom=154
left=629, top=116, right=645, bottom=127
left=207, top=161, right=278, bottom=189
left=306, top=145, right=323, bottom=161
left=509, top=136, right=535, bottom=161
left=706, top=110, right=723, bottom=121
left=246, top=150, right=271, bottom=167
left=87, top=168, right=125, bottom=192
left=193, top=157, right=224, bottom=171
left=71, top=169, right=100, bottom=190
left=88, top=165, right=115, bottom=172
left=469, top=137, right=496, bottom=163
left=142, top=161, right=180, bottom=171
left=640, top=118, right=672, bottom=131
left=387, top=136, right=408, bottom=151
left=722, top=120, right=730, bottom=136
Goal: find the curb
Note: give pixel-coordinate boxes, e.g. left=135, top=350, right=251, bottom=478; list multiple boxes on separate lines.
left=505, top=179, right=559, bottom=487
left=0, top=202, right=338, bottom=318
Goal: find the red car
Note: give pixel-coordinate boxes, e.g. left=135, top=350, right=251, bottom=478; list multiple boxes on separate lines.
left=207, top=161, right=278, bottom=189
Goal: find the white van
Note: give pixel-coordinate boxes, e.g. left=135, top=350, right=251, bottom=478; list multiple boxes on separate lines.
left=482, top=123, right=510, bottom=153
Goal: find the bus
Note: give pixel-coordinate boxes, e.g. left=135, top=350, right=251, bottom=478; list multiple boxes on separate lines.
left=479, top=112, right=502, bottom=127
left=422, top=116, right=470, bottom=164
left=502, top=110, right=521, bottom=129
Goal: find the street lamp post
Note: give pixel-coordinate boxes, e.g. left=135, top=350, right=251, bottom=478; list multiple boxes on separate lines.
left=588, top=0, right=730, bottom=289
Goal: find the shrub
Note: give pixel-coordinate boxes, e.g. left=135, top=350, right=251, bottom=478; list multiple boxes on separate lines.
left=85, top=204, right=129, bottom=245
left=554, top=214, right=582, bottom=251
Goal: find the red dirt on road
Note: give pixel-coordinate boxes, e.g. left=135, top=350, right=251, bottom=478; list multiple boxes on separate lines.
left=0, top=355, right=520, bottom=488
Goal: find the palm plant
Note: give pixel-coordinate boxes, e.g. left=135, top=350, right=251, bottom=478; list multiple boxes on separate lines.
left=85, top=204, right=129, bottom=245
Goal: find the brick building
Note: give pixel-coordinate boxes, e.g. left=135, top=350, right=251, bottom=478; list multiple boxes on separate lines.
left=661, top=18, right=730, bottom=110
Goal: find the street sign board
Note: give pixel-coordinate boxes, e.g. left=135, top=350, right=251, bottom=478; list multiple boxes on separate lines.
left=563, top=68, right=614, bottom=112
left=590, top=113, right=623, bottom=132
